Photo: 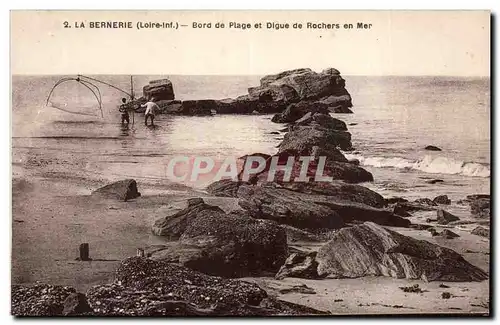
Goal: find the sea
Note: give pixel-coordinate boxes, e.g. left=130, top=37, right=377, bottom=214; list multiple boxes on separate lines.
left=12, top=74, right=490, bottom=225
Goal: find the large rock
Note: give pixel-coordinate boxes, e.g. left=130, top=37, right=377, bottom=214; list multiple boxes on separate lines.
left=214, top=95, right=287, bottom=114
left=295, top=112, right=348, bottom=131
left=172, top=211, right=288, bottom=277
left=316, top=222, right=488, bottom=282
left=258, top=68, right=352, bottom=104
left=206, top=179, right=245, bottom=197
left=91, top=179, right=141, bottom=201
left=180, top=100, right=215, bottom=116
left=151, top=198, right=225, bottom=239
left=275, top=251, right=323, bottom=280
left=237, top=184, right=410, bottom=230
left=271, top=101, right=329, bottom=123
left=278, top=124, right=352, bottom=151
left=246, top=152, right=373, bottom=184
left=278, top=181, right=385, bottom=208
left=156, top=100, right=183, bottom=114
left=436, top=209, right=460, bottom=225
left=86, top=257, right=327, bottom=316
left=433, top=195, right=451, bottom=205
left=143, top=79, right=175, bottom=101
left=471, top=226, right=490, bottom=238
left=470, top=197, right=490, bottom=219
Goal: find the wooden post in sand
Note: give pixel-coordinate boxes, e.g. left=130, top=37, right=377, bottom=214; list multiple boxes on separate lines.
left=79, top=243, right=90, bottom=261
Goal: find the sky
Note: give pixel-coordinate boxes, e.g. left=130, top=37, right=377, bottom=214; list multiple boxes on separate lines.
left=11, top=10, right=490, bottom=76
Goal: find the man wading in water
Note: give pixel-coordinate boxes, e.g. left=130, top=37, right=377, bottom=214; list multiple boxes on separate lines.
left=142, top=98, right=159, bottom=126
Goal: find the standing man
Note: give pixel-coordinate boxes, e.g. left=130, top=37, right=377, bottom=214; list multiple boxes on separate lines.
left=119, top=97, right=131, bottom=125
left=141, top=97, right=159, bottom=126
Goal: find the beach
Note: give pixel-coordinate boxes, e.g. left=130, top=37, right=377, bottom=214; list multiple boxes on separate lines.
left=11, top=73, right=490, bottom=315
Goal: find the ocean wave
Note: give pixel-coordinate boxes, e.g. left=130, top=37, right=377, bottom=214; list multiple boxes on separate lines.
left=345, top=154, right=490, bottom=178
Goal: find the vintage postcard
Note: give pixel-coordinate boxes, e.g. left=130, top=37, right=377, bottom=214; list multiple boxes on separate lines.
left=10, top=10, right=490, bottom=316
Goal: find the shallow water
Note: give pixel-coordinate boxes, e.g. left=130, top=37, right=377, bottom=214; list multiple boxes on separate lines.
left=12, top=75, right=490, bottom=203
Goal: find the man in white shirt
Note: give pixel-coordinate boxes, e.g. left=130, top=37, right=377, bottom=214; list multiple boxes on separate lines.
left=141, top=98, right=159, bottom=126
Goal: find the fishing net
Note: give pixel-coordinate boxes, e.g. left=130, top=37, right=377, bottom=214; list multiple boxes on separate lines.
left=46, top=75, right=136, bottom=119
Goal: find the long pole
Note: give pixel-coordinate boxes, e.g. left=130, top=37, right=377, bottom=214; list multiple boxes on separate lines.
left=130, top=76, right=135, bottom=125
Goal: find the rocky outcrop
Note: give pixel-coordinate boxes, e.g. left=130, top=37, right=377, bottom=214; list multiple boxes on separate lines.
left=275, top=251, right=323, bottom=280
left=392, top=201, right=438, bottom=215
left=271, top=101, right=329, bottom=123
left=214, top=95, right=287, bottom=115
left=206, top=179, right=245, bottom=197
left=237, top=184, right=410, bottom=230
left=436, top=209, right=460, bottom=225
left=278, top=124, right=352, bottom=151
left=143, top=79, right=175, bottom=101
left=471, top=226, right=490, bottom=238
left=277, top=181, right=385, bottom=208
left=316, top=222, right=488, bottom=281
left=433, top=195, right=451, bottom=205
left=295, top=113, right=348, bottom=130
left=424, top=145, right=442, bottom=151
left=177, top=211, right=288, bottom=277
left=414, top=198, right=438, bottom=206
left=91, top=179, right=141, bottom=201
left=151, top=198, right=225, bottom=239
left=469, top=196, right=490, bottom=219
left=150, top=198, right=288, bottom=277
left=210, top=68, right=352, bottom=115
left=85, top=257, right=327, bottom=315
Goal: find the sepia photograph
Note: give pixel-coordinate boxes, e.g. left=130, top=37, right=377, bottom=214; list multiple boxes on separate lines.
left=10, top=10, right=491, bottom=316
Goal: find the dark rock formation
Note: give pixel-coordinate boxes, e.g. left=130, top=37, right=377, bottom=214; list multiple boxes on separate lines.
left=471, top=226, right=489, bottom=238
left=436, top=209, right=460, bottom=225
left=392, top=202, right=438, bottom=216
left=433, top=195, right=451, bottom=205
left=85, top=257, right=327, bottom=316
left=439, top=229, right=460, bottom=239
left=257, top=68, right=351, bottom=103
left=151, top=198, right=225, bottom=239
left=212, top=68, right=352, bottom=115
left=12, top=283, right=77, bottom=316
left=279, top=124, right=352, bottom=152
left=295, top=112, right=348, bottom=130
left=316, top=222, right=488, bottom=281
left=469, top=197, right=490, bottom=219
left=385, top=197, right=409, bottom=205
left=237, top=184, right=410, bottom=230
left=214, top=95, right=287, bottom=115
left=206, top=179, right=245, bottom=197
left=414, top=198, right=438, bottom=206
left=143, top=79, right=175, bottom=101
left=281, top=225, right=324, bottom=242
left=427, top=179, right=444, bottom=184
left=328, top=104, right=353, bottom=113
left=150, top=198, right=288, bottom=277
left=91, top=179, right=141, bottom=201
left=275, top=251, right=323, bottom=280
left=156, top=100, right=183, bottom=114
left=176, top=211, right=288, bottom=277
left=271, top=101, right=329, bottom=123
left=181, top=100, right=215, bottom=116
left=277, top=181, right=385, bottom=208
left=425, top=145, right=442, bottom=151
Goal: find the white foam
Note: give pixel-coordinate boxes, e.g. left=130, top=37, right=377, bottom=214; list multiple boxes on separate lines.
left=345, top=153, right=490, bottom=178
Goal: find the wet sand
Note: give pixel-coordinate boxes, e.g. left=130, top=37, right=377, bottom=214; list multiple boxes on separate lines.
left=11, top=171, right=490, bottom=315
